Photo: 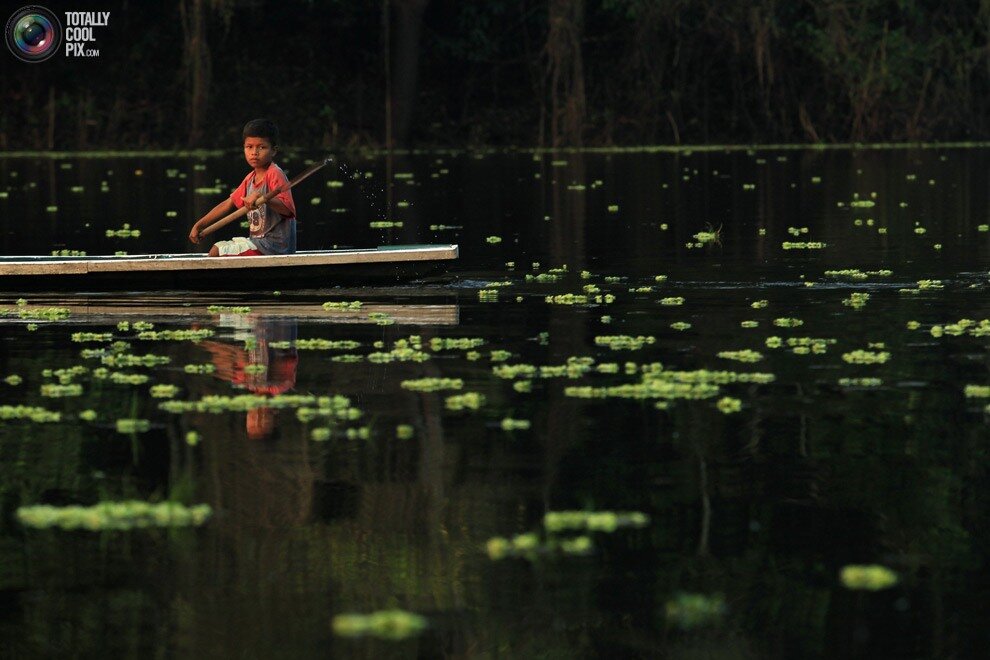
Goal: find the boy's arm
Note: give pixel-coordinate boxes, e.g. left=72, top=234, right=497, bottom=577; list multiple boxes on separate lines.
left=265, top=196, right=293, bottom=218
left=189, top=198, right=236, bottom=244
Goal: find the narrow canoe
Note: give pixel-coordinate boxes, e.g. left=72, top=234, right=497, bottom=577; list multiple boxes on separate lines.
left=0, top=244, right=458, bottom=292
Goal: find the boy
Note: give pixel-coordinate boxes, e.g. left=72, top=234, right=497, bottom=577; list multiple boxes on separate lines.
left=189, top=118, right=297, bottom=256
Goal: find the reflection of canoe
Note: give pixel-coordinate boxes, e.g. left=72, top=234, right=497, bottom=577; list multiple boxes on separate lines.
left=1, top=300, right=460, bottom=326
left=0, top=244, right=458, bottom=292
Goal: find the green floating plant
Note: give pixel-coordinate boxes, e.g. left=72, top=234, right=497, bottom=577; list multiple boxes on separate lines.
left=332, top=610, right=427, bottom=640
left=138, top=329, right=214, bottom=341
left=842, top=350, right=890, bottom=364
left=101, top=353, right=170, bottom=367
left=717, top=349, right=763, bottom=362
left=17, top=501, right=212, bottom=531
left=500, top=418, right=530, bottom=431
left=322, top=301, right=362, bottom=311
left=106, top=223, right=141, bottom=238
left=543, top=510, right=649, bottom=534
left=116, top=418, right=150, bottom=433
left=351, top=336, right=427, bottom=363
left=400, top=377, right=463, bottom=392
left=445, top=392, right=486, bottom=411
left=963, top=385, right=990, bottom=398
left=928, top=319, right=990, bottom=338
left=528, top=266, right=568, bottom=283
left=162, top=393, right=351, bottom=414
left=311, top=427, right=332, bottom=442
left=842, top=292, right=871, bottom=308
left=40, top=383, right=83, bottom=398
left=345, top=427, right=371, bottom=440
left=430, top=337, right=485, bottom=351
left=840, top=564, right=899, bottom=591
left=781, top=241, right=826, bottom=249
left=594, top=335, right=656, bottom=351
left=207, top=305, right=251, bottom=314
left=488, top=509, right=649, bottom=562
left=839, top=377, right=883, bottom=387
left=282, top=339, right=361, bottom=351
left=825, top=268, right=892, bottom=280
left=0, top=405, right=61, bottom=423
left=717, top=396, right=742, bottom=413
left=0, top=305, right=71, bottom=321
left=183, top=363, right=216, bottom=374
left=150, top=384, right=179, bottom=398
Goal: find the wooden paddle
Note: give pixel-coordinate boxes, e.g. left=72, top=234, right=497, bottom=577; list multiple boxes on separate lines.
left=199, top=156, right=334, bottom=238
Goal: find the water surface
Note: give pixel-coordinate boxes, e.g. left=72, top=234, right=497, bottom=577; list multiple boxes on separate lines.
left=1, top=147, right=988, bottom=657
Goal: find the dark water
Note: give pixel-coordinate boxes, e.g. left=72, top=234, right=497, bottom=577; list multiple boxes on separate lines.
left=1, top=147, right=989, bottom=658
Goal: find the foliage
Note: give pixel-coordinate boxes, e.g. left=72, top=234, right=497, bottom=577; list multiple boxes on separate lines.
left=0, top=1, right=986, bottom=148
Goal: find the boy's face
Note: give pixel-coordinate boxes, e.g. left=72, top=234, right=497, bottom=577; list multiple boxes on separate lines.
left=244, top=136, right=276, bottom=168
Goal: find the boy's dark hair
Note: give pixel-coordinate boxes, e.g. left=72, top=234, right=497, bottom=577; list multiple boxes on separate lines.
left=242, top=118, right=279, bottom=146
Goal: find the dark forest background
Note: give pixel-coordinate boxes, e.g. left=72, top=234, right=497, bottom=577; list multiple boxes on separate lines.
left=1, top=0, right=988, bottom=150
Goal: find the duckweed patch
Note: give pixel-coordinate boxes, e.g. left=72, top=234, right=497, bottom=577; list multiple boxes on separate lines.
left=840, top=564, right=899, bottom=590
left=445, top=392, right=486, bottom=411
left=0, top=405, right=61, bottom=422
left=595, top=335, right=655, bottom=350
left=322, top=301, right=362, bottom=311
left=17, top=501, right=212, bottom=531
left=138, top=329, right=214, bottom=341
left=401, top=377, right=463, bottom=392
left=842, top=350, right=891, bottom=364
left=717, top=349, right=763, bottom=362
left=488, top=509, right=648, bottom=561
left=332, top=610, right=427, bottom=640
left=116, top=418, right=151, bottom=433
left=542, top=510, right=649, bottom=534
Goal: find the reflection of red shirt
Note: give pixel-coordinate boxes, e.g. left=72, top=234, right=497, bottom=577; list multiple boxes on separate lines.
left=199, top=340, right=298, bottom=395
left=245, top=354, right=298, bottom=396
left=229, top=163, right=297, bottom=219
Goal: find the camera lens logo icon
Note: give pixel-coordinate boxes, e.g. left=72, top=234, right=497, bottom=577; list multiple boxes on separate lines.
left=5, top=6, right=62, bottom=63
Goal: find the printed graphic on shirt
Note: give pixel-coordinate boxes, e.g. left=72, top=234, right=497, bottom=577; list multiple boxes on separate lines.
left=247, top=202, right=267, bottom=236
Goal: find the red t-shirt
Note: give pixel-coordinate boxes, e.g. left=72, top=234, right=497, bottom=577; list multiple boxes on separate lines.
left=229, top=163, right=297, bottom=219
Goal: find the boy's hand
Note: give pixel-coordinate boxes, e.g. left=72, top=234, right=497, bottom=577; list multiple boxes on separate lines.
left=245, top=192, right=263, bottom=210
left=189, top=227, right=200, bottom=244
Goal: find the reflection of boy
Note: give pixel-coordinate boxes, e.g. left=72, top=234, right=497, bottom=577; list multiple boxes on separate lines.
left=188, top=118, right=298, bottom=256
left=198, top=317, right=299, bottom=439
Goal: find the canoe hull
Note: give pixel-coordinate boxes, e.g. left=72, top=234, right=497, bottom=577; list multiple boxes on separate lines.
left=0, top=245, right=458, bottom=292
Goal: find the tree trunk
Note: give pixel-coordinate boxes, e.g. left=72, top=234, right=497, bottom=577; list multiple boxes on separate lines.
left=390, top=0, right=429, bottom=147
left=544, top=0, right=586, bottom=147
left=180, top=0, right=211, bottom=147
